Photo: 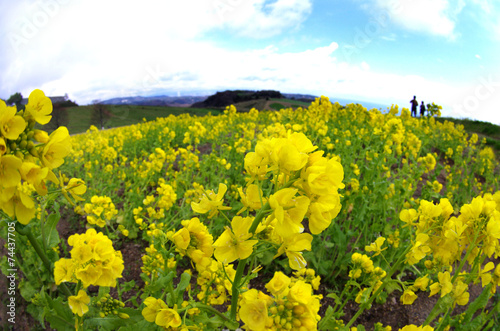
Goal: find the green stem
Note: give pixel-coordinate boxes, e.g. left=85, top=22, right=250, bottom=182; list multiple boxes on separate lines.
left=229, top=170, right=301, bottom=320
left=40, top=200, right=47, bottom=252
left=230, top=258, right=247, bottom=320
left=15, top=223, right=72, bottom=297
left=345, top=245, right=411, bottom=329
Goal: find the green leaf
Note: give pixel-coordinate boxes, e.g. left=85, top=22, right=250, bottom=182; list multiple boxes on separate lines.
left=177, top=272, right=191, bottom=292
left=118, top=319, right=160, bottom=331
left=326, top=293, right=342, bottom=305
left=318, top=305, right=345, bottom=330
left=332, top=223, right=347, bottom=250
left=19, top=278, right=38, bottom=300
left=44, top=211, right=61, bottom=249
left=84, top=308, right=145, bottom=330
left=174, top=272, right=191, bottom=306
left=146, top=271, right=175, bottom=293
left=383, top=279, right=402, bottom=294
left=120, top=280, right=136, bottom=293
left=462, top=283, right=492, bottom=324
left=43, top=295, right=74, bottom=331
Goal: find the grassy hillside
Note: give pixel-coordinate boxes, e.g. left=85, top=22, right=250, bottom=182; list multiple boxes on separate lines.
left=437, top=117, right=500, bottom=151
left=45, top=104, right=222, bottom=135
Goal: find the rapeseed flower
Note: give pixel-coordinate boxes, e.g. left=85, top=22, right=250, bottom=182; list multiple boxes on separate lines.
left=191, top=183, right=231, bottom=218
left=365, top=237, right=387, bottom=257
left=265, top=271, right=291, bottom=297
left=68, top=290, right=90, bottom=317
left=25, top=89, right=52, bottom=125
left=40, top=126, right=71, bottom=169
left=269, top=188, right=309, bottom=238
left=213, top=216, right=258, bottom=264
left=275, top=232, right=313, bottom=270
left=0, top=100, right=26, bottom=140
left=170, top=217, right=213, bottom=269
left=54, top=228, right=124, bottom=288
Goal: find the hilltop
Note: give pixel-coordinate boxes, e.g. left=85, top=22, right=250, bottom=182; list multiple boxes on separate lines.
left=191, top=90, right=317, bottom=111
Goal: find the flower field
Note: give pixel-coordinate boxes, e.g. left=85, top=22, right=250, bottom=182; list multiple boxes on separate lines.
left=1, top=90, right=500, bottom=330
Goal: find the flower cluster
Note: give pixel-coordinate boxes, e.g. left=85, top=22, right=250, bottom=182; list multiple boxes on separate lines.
left=238, top=132, right=344, bottom=270
left=348, top=253, right=387, bottom=304
left=95, top=294, right=128, bottom=319
left=84, top=195, right=118, bottom=227
left=169, top=217, right=214, bottom=270
left=0, top=90, right=81, bottom=224
left=142, top=297, right=182, bottom=329
left=54, top=228, right=124, bottom=288
left=399, top=192, right=500, bottom=307
left=196, top=259, right=236, bottom=305
left=239, top=271, right=321, bottom=331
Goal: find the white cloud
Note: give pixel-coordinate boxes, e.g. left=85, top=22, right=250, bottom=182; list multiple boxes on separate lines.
left=360, top=0, right=465, bottom=39
left=470, top=0, right=500, bottom=40
left=1, top=1, right=499, bottom=125
left=1, top=0, right=312, bottom=97
left=214, top=0, right=313, bottom=38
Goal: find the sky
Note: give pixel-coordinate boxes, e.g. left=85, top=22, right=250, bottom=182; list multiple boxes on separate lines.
left=1, top=0, right=500, bottom=123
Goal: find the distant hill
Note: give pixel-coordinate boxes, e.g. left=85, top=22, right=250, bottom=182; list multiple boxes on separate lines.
left=97, top=90, right=388, bottom=111
left=100, top=95, right=208, bottom=107
left=191, top=90, right=284, bottom=109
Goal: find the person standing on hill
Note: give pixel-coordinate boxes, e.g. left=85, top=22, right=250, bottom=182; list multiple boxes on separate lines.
left=410, top=96, right=418, bottom=117
left=420, top=101, right=426, bottom=117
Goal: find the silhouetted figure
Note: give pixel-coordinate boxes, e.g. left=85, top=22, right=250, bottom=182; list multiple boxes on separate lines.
left=410, top=96, right=418, bottom=117
left=420, top=101, right=426, bottom=117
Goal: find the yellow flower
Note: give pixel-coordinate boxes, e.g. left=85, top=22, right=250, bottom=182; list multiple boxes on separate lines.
left=429, top=272, right=452, bottom=298
left=33, top=129, right=50, bottom=143
left=275, top=232, right=313, bottom=270
left=20, top=162, right=50, bottom=196
left=269, top=188, right=310, bottom=238
left=171, top=218, right=214, bottom=269
left=0, top=155, right=22, bottom=189
left=191, top=183, right=231, bottom=218
left=302, top=153, right=344, bottom=196
left=308, top=193, right=341, bottom=235
left=265, top=271, right=291, bottom=297
left=1, top=183, right=36, bottom=225
left=239, top=297, right=269, bottom=331
left=0, top=137, right=6, bottom=156
left=0, top=100, right=26, bottom=140
left=288, top=280, right=312, bottom=305
left=401, top=289, right=418, bottom=305
left=25, top=89, right=52, bottom=125
left=172, top=227, right=191, bottom=250
left=406, top=233, right=431, bottom=265
left=272, top=138, right=309, bottom=173
left=400, top=208, right=418, bottom=227
left=155, top=307, right=182, bottom=328
left=399, top=326, right=435, bottom=331
left=57, top=228, right=124, bottom=288
left=237, top=184, right=266, bottom=214
left=142, top=297, right=168, bottom=323
left=54, top=259, right=75, bottom=285
left=213, top=216, right=258, bottom=264
left=411, top=275, right=430, bottom=292
left=365, top=237, right=387, bottom=257
left=452, top=280, right=469, bottom=307
left=40, top=126, right=71, bottom=169
left=68, top=290, right=90, bottom=317
left=62, top=178, right=87, bottom=203
left=479, top=262, right=494, bottom=287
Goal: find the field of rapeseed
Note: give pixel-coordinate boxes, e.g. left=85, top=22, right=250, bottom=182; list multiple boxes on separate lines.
left=1, top=89, right=500, bottom=330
